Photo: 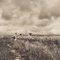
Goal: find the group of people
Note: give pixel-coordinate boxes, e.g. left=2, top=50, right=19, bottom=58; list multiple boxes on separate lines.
left=12, top=33, right=32, bottom=41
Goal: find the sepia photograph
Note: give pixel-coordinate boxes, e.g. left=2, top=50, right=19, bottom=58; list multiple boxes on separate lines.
left=0, top=0, right=60, bottom=60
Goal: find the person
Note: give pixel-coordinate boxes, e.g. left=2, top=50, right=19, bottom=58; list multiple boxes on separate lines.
left=28, top=33, right=33, bottom=40
left=29, top=33, right=32, bottom=36
left=20, top=33, right=22, bottom=36
left=13, top=33, right=18, bottom=41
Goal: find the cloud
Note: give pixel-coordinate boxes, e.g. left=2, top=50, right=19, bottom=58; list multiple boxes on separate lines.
left=0, top=0, right=60, bottom=34
left=12, top=0, right=32, bottom=12
left=50, top=1, right=60, bottom=17
left=2, top=11, right=12, bottom=20
left=38, top=0, right=60, bottom=19
left=0, top=0, right=4, bottom=4
left=49, top=18, right=60, bottom=34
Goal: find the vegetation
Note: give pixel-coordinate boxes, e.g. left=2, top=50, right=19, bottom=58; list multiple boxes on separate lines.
left=0, top=35, right=60, bottom=60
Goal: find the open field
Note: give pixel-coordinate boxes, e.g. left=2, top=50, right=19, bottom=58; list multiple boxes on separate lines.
left=0, top=34, right=60, bottom=60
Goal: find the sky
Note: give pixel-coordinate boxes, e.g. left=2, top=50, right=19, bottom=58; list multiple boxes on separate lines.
left=0, top=0, right=60, bottom=34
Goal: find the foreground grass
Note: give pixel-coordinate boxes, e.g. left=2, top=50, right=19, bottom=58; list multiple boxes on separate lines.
left=0, top=35, right=60, bottom=60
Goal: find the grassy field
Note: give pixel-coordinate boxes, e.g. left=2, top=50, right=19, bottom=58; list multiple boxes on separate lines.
left=0, top=35, right=60, bottom=60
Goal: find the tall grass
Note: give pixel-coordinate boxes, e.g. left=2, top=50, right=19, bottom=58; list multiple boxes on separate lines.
left=0, top=35, right=60, bottom=60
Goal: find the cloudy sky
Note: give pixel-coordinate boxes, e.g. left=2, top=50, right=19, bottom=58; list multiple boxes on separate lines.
left=0, top=0, right=60, bottom=34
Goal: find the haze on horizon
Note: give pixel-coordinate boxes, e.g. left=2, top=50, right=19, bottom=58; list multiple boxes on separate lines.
left=0, top=0, right=60, bottom=34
